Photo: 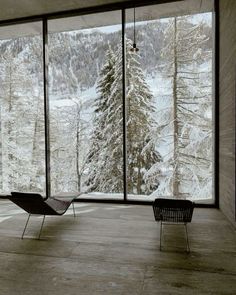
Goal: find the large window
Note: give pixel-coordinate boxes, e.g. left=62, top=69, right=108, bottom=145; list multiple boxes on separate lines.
left=126, top=3, right=214, bottom=202
left=0, top=0, right=215, bottom=204
left=48, top=11, right=123, bottom=199
left=0, top=22, right=45, bottom=194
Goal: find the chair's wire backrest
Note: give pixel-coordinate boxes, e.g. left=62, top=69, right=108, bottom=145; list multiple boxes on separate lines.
left=153, top=198, right=194, bottom=223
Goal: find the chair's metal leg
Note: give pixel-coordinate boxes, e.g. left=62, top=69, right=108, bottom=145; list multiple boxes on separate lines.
left=72, top=202, right=76, bottom=218
left=22, top=214, right=31, bottom=239
left=38, top=215, right=45, bottom=240
left=160, top=221, right=163, bottom=251
left=185, top=223, right=190, bottom=252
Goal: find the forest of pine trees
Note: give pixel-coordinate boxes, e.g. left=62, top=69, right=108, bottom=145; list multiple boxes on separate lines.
left=0, top=13, right=213, bottom=200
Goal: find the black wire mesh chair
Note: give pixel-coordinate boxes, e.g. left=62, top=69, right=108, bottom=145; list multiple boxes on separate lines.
left=153, top=198, right=194, bottom=252
left=9, top=192, right=78, bottom=239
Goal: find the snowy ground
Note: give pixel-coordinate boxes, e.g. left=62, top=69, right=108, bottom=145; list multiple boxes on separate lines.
left=79, top=192, right=214, bottom=204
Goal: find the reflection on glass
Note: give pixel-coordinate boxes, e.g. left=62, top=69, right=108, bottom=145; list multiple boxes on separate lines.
left=126, top=3, right=214, bottom=203
left=48, top=11, right=123, bottom=199
left=0, top=22, right=45, bottom=193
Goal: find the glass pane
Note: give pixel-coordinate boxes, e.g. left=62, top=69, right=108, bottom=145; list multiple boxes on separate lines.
left=0, top=22, right=45, bottom=194
left=48, top=11, right=123, bottom=199
left=126, top=0, right=214, bottom=203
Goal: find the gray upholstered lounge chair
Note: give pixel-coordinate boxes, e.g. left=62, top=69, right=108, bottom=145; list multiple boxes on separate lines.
left=153, top=198, right=194, bottom=252
left=9, top=192, right=78, bottom=239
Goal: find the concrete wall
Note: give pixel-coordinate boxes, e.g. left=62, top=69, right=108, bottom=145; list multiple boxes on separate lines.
left=219, top=0, right=236, bottom=227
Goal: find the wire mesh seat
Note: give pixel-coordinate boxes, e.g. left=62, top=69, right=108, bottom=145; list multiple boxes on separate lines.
left=153, top=198, right=194, bottom=252
left=9, top=192, right=78, bottom=239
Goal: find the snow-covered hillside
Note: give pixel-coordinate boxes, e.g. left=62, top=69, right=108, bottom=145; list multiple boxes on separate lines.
left=0, top=13, right=214, bottom=202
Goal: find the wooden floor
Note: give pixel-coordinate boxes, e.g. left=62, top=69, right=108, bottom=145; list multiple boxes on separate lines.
left=0, top=200, right=235, bottom=295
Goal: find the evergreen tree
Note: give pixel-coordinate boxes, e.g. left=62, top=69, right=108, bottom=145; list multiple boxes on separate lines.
left=126, top=39, right=162, bottom=194
left=86, top=40, right=162, bottom=194
left=85, top=45, right=119, bottom=192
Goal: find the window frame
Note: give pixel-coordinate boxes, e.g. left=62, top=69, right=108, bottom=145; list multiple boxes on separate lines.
left=0, top=0, right=218, bottom=207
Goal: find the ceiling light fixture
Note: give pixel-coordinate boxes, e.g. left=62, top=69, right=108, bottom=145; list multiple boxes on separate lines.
left=130, top=7, right=139, bottom=52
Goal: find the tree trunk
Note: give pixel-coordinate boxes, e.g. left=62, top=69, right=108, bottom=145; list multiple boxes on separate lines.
left=75, top=105, right=81, bottom=192
left=29, top=96, right=41, bottom=191
left=172, top=17, right=180, bottom=197
left=7, top=67, right=15, bottom=189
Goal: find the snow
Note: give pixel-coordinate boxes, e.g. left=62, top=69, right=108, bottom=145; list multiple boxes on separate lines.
left=0, top=12, right=214, bottom=202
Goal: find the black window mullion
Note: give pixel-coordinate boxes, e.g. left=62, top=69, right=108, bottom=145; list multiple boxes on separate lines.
left=122, top=9, right=127, bottom=202
left=43, top=19, right=51, bottom=199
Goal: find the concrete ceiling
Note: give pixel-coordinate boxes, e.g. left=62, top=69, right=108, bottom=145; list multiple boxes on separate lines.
left=0, top=0, right=214, bottom=22
left=0, top=0, right=214, bottom=39
left=0, top=0, right=143, bottom=21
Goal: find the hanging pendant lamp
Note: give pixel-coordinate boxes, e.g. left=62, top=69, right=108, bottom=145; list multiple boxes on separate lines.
left=130, top=7, right=139, bottom=52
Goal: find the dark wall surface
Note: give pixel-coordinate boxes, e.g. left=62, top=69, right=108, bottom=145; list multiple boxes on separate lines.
left=219, top=0, right=236, bottom=227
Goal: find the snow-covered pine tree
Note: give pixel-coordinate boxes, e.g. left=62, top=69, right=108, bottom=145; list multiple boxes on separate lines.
left=100, top=42, right=124, bottom=193
left=86, top=40, right=162, bottom=195
left=161, top=15, right=212, bottom=199
left=126, top=39, right=162, bottom=195
left=85, top=45, right=119, bottom=192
